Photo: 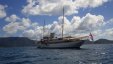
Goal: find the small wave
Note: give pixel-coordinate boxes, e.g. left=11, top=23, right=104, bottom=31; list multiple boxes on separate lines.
left=101, top=52, right=106, bottom=55
left=6, top=60, right=33, bottom=64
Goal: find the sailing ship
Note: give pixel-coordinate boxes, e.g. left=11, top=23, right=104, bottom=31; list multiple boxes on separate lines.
left=37, top=8, right=92, bottom=49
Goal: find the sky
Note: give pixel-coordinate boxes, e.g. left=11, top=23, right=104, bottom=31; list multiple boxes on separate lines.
left=0, top=0, right=113, bottom=40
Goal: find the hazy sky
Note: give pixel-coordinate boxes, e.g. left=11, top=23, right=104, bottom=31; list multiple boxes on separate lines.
left=0, top=0, right=113, bottom=40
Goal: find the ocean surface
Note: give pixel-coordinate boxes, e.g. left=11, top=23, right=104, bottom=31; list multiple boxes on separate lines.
left=0, top=44, right=113, bottom=64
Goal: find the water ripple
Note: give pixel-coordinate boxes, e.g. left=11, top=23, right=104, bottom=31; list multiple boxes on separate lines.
left=0, top=44, right=113, bottom=64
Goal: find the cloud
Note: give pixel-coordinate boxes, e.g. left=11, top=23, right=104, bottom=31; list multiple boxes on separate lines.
left=85, top=18, right=113, bottom=40
left=77, top=13, right=104, bottom=31
left=49, top=16, right=73, bottom=37
left=50, top=13, right=105, bottom=37
left=95, top=18, right=113, bottom=40
left=22, top=23, right=53, bottom=40
left=0, top=4, right=7, bottom=18
left=22, top=26, right=43, bottom=40
left=94, top=28, right=113, bottom=40
left=3, top=13, right=112, bottom=40
left=3, top=16, right=36, bottom=34
left=2, top=21, right=28, bottom=34
left=71, top=16, right=81, bottom=29
left=5, top=14, right=20, bottom=22
left=3, top=22, right=20, bottom=34
left=22, top=0, right=108, bottom=16
left=75, top=0, right=108, bottom=8
left=21, top=18, right=31, bottom=28
left=23, top=29, right=35, bottom=38
left=103, top=18, right=113, bottom=29
left=21, top=13, right=105, bottom=40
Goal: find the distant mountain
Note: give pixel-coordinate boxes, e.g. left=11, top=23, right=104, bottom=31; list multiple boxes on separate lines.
left=0, top=37, right=37, bottom=47
left=94, top=39, right=113, bottom=44
left=0, top=37, right=113, bottom=47
left=84, top=39, right=113, bottom=44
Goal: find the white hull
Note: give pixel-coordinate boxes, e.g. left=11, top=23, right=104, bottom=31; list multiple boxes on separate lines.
left=37, top=40, right=85, bottom=49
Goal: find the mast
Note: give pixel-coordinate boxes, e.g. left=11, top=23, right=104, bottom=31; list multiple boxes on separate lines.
left=62, top=7, right=64, bottom=38
left=43, top=19, right=45, bottom=38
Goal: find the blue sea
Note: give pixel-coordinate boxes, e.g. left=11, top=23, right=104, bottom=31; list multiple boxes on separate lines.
left=0, top=44, right=113, bottom=64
